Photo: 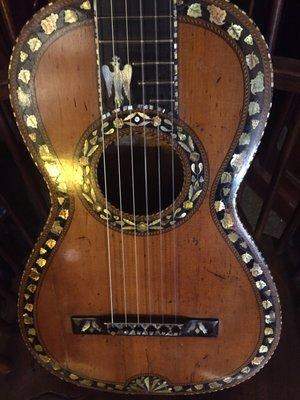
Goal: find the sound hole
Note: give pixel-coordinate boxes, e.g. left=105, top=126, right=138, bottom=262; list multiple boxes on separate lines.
left=97, top=134, right=184, bottom=216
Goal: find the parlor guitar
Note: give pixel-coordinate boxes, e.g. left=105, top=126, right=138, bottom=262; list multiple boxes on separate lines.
left=9, top=0, right=281, bottom=395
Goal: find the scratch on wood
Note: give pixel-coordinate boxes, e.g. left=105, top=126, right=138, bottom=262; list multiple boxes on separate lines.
left=77, top=236, right=91, bottom=246
left=206, top=269, right=226, bottom=280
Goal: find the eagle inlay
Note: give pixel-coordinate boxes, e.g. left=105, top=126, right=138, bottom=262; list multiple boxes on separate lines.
left=102, top=56, right=132, bottom=107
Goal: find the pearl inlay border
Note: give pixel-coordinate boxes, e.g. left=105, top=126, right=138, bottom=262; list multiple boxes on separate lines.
left=74, top=110, right=208, bottom=234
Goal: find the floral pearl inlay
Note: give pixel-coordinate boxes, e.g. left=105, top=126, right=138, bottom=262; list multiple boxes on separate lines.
left=207, top=5, right=227, bottom=25
left=246, top=52, right=260, bottom=70
left=65, top=10, right=78, bottom=23
left=26, top=115, right=38, bottom=129
left=249, top=101, right=260, bottom=116
left=41, top=13, right=59, bottom=35
left=20, top=51, right=28, bottom=62
left=251, top=71, right=265, bottom=95
left=27, top=37, right=42, bottom=52
left=18, top=69, right=31, bottom=84
left=17, top=87, right=31, bottom=107
left=187, top=3, right=202, bottom=18
left=80, top=0, right=91, bottom=10
left=244, top=34, right=254, bottom=45
left=227, top=24, right=243, bottom=40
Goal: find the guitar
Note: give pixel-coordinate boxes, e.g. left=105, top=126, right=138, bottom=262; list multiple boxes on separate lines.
left=9, top=0, right=281, bottom=394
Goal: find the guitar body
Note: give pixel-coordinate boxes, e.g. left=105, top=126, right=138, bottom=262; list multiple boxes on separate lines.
left=9, top=0, right=281, bottom=394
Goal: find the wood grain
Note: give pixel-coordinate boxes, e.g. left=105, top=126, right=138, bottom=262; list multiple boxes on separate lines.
left=32, top=21, right=262, bottom=385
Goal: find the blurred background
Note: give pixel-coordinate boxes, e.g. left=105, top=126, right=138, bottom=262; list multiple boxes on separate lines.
left=0, top=0, right=299, bottom=399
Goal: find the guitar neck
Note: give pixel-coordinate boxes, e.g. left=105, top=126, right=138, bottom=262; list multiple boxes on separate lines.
left=95, top=0, right=178, bottom=114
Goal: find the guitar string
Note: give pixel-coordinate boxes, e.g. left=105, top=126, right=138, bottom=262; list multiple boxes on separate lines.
left=109, top=0, right=128, bottom=324
left=170, top=0, right=178, bottom=324
left=170, top=3, right=179, bottom=375
left=94, top=0, right=114, bottom=323
left=153, top=0, right=165, bottom=324
left=139, top=0, right=152, bottom=324
left=124, top=0, right=140, bottom=324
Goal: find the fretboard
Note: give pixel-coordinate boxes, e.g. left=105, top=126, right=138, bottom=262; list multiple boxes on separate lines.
left=95, top=0, right=178, bottom=115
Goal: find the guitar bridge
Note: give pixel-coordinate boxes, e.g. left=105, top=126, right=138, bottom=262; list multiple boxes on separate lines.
left=71, top=316, right=219, bottom=337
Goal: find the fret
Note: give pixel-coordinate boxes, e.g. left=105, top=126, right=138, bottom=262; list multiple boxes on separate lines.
left=138, top=81, right=175, bottom=86
left=132, top=62, right=175, bottom=66
left=149, top=99, right=176, bottom=103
